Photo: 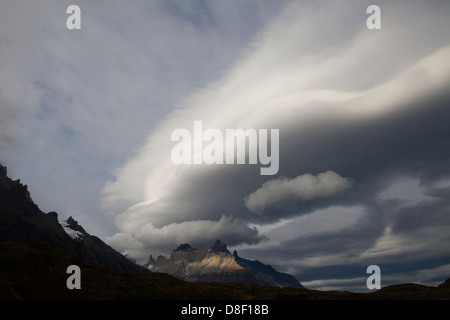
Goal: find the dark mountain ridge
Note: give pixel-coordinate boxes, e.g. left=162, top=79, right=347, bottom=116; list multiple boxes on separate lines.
left=0, top=164, right=144, bottom=271
left=233, top=250, right=302, bottom=288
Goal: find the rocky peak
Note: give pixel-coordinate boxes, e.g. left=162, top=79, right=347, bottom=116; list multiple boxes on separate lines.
left=65, top=216, right=86, bottom=234
left=47, top=211, right=59, bottom=224
left=147, top=239, right=303, bottom=288
left=147, top=254, right=156, bottom=266
left=155, top=255, right=169, bottom=265
left=174, top=243, right=196, bottom=252
left=0, top=164, right=7, bottom=179
left=0, top=164, right=33, bottom=204
left=210, top=239, right=230, bottom=254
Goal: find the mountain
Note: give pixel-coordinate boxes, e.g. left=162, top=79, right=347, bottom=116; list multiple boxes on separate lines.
left=2, top=163, right=448, bottom=301
left=146, top=239, right=303, bottom=288
left=0, top=164, right=144, bottom=272
left=1, top=239, right=449, bottom=300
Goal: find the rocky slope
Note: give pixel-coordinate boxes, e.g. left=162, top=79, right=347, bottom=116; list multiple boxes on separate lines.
left=0, top=164, right=144, bottom=271
left=147, top=240, right=303, bottom=288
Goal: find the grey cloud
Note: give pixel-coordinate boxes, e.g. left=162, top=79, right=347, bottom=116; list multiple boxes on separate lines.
left=107, top=215, right=263, bottom=261
left=101, top=1, right=450, bottom=268
left=0, top=98, right=20, bottom=157
left=238, top=170, right=450, bottom=290
left=244, top=171, right=353, bottom=214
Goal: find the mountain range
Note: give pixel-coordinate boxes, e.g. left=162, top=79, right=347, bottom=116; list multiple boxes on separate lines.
left=1, top=163, right=449, bottom=300
left=146, top=240, right=303, bottom=288
left=0, top=163, right=302, bottom=287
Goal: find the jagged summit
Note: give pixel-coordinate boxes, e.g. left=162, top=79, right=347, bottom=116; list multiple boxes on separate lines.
left=147, top=239, right=303, bottom=288
left=64, top=216, right=87, bottom=234
left=174, top=243, right=196, bottom=252
left=60, top=216, right=86, bottom=240
left=210, top=239, right=231, bottom=254
left=0, top=164, right=32, bottom=203
left=0, top=164, right=7, bottom=178
left=172, top=240, right=229, bottom=253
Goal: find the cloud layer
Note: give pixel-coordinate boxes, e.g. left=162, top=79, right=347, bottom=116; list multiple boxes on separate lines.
left=101, top=0, right=450, bottom=260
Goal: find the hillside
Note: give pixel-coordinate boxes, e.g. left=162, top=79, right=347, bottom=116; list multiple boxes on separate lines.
left=1, top=240, right=449, bottom=300
left=0, top=164, right=144, bottom=271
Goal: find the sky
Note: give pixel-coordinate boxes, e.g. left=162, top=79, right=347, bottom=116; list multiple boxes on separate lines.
left=1, top=0, right=450, bottom=292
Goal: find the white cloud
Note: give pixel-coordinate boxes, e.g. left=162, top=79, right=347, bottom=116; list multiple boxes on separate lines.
left=99, top=0, right=450, bottom=260
left=106, top=215, right=262, bottom=261
left=251, top=205, right=365, bottom=243
left=101, top=1, right=450, bottom=222
left=378, top=177, right=436, bottom=206
left=244, top=171, right=353, bottom=214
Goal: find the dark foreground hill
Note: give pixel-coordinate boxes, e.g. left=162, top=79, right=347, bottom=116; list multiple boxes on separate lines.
left=1, top=240, right=449, bottom=300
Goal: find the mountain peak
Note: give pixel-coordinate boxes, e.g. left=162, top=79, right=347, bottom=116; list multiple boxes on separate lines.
left=210, top=239, right=230, bottom=254
left=0, top=164, right=7, bottom=178
left=174, top=243, right=196, bottom=252
left=64, top=216, right=86, bottom=234
left=148, top=239, right=303, bottom=288
left=0, top=164, right=146, bottom=272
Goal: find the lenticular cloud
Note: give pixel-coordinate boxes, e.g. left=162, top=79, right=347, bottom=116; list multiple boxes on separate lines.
left=244, top=171, right=353, bottom=214
left=101, top=0, right=450, bottom=262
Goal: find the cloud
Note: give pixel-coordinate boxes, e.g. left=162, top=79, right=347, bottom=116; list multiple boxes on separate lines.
left=244, top=171, right=353, bottom=214
left=106, top=215, right=262, bottom=261
left=0, top=0, right=283, bottom=236
left=238, top=172, right=450, bottom=291
left=0, top=97, right=21, bottom=158
left=377, top=177, right=436, bottom=207
left=99, top=0, right=450, bottom=264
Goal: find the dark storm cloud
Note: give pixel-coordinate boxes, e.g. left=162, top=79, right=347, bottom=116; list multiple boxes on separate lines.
left=278, top=86, right=450, bottom=205
left=237, top=103, right=450, bottom=288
